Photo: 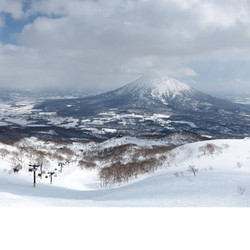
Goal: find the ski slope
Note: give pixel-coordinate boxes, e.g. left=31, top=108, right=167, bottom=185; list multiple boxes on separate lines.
left=1, top=138, right=250, bottom=206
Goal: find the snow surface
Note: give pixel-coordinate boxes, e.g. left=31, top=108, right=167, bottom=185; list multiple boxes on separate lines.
left=1, top=138, right=250, bottom=206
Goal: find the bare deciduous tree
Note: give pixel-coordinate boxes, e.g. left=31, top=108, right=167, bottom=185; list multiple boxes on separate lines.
left=237, top=185, right=246, bottom=195
left=13, top=164, right=22, bottom=173
left=99, top=158, right=159, bottom=187
left=199, top=143, right=222, bottom=156
left=0, top=148, right=9, bottom=158
left=10, top=152, right=23, bottom=173
left=237, top=162, right=242, bottom=168
left=188, top=165, right=198, bottom=177
left=78, top=158, right=96, bottom=169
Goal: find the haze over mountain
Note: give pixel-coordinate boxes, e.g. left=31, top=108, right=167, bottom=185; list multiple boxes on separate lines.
left=37, top=74, right=249, bottom=116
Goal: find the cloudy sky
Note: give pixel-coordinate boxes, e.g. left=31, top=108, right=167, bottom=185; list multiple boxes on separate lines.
left=0, top=0, right=250, bottom=94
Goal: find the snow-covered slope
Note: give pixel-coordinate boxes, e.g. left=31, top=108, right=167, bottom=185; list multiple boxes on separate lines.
left=1, top=137, right=250, bottom=206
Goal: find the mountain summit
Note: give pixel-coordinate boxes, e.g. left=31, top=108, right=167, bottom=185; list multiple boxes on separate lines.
left=123, top=74, right=191, bottom=98
left=114, top=74, right=193, bottom=106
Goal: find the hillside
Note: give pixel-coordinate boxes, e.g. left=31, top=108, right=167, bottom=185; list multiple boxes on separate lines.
left=0, top=137, right=250, bottom=206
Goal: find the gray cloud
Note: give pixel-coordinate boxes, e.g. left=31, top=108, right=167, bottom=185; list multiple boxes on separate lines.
left=1, top=0, right=250, bottom=93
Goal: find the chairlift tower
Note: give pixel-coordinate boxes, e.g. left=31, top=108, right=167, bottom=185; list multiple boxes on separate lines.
left=47, top=171, right=55, bottom=184
left=39, top=163, right=44, bottom=179
left=58, top=162, right=65, bottom=173
left=28, top=164, right=41, bottom=187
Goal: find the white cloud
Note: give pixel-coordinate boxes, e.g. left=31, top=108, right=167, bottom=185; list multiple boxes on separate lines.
left=0, top=0, right=24, bottom=19
left=0, top=0, right=250, bottom=92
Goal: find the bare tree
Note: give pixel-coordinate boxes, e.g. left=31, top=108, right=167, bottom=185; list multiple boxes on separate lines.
left=199, top=143, right=222, bottom=156
left=0, top=148, right=9, bottom=158
left=99, top=158, right=159, bottom=187
left=35, top=150, right=47, bottom=165
left=13, top=164, right=22, bottom=173
left=188, top=165, right=198, bottom=177
left=237, top=185, right=246, bottom=195
left=237, top=162, right=242, bottom=168
left=10, top=152, right=23, bottom=173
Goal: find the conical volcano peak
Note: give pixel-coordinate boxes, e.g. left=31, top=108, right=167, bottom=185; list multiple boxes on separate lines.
left=128, top=74, right=191, bottom=98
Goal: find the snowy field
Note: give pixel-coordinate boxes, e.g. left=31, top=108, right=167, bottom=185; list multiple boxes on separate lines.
left=1, top=137, right=250, bottom=206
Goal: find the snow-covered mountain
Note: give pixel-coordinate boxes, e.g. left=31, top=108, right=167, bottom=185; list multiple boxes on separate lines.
left=37, top=74, right=248, bottom=115
left=35, top=74, right=250, bottom=138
